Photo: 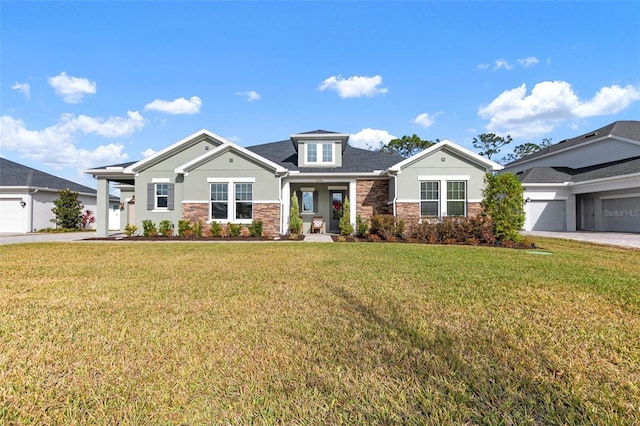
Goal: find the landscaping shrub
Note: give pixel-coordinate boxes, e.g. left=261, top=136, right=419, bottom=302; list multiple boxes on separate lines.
left=289, top=192, right=303, bottom=234
left=124, top=224, right=138, bottom=237
left=339, top=197, right=354, bottom=235
left=356, top=215, right=368, bottom=237
left=248, top=220, right=263, bottom=237
left=159, top=220, right=174, bottom=237
left=141, top=220, right=157, bottom=237
left=208, top=221, right=222, bottom=237
left=407, top=216, right=497, bottom=245
left=192, top=220, right=204, bottom=237
left=228, top=223, right=242, bottom=237
left=80, top=209, right=96, bottom=229
left=482, top=172, right=525, bottom=243
left=369, top=214, right=405, bottom=240
left=50, top=188, right=84, bottom=230
left=178, top=220, right=192, bottom=237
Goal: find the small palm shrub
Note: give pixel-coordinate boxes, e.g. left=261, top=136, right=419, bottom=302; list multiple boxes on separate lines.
left=141, top=220, right=157, bottom=237
left=159, top=220, right=173, bottom=237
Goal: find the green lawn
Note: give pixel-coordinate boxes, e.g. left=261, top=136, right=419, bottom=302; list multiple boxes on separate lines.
left=1, top=239, right=638, bottom=425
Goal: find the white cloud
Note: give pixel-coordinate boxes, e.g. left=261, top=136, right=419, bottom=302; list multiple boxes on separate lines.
left=225, top=135, right=242, bottom=143
left=518, top=56, right=539, bottom=68
left=412, top=112, right=440, bottom=128
left=236, top=90, right=261, bottom=102
left=48, top=72, right=96, bottom=103
left=477, top=64, right=491, bottom=70
left=57, top=110, right=145, bottom=137
left=349, top=128, right=397, bottom=150
left=478, top=81, right=640, bottom=137
left=319, top=75, right=388, bottom=98
left=0, top=115, right=128, bottom=168
left=493, top=59, right=514, bottom=71
left=144, top=96, right=202, bottom=114
left=141, top=148, right=156, bottom=158
left=12, top=82, right=30, bottom=98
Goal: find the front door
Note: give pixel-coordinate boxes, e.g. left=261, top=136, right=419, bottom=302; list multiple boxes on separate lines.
left=330, top=191, right=345, bottom=233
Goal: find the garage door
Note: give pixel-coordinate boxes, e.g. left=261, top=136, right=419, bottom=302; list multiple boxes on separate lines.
left=0, top=198, right=29, bottom=233
left=602, top=197, right=640, bottom=232
left=526, top=200, right=566, bottom=231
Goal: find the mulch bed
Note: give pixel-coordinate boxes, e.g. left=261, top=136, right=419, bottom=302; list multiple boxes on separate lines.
left=83, top=235, right=305, bottom=242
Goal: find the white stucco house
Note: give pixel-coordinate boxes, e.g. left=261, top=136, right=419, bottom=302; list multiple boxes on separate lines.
left=502, top=121, right=640, bottom=233
left=0, top=158, right=120, bottom=233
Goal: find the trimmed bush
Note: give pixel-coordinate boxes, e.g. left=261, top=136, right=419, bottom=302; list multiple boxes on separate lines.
left=248, top=220, right=263, bottom=237
left=289, top=192, right=303, bottom=235
left=159, top=220, right=173, bottom=237
left=228, top=223, right=242, bottom=237
left=339, top=197, right=354, bottom=236
left=208, top=221, right=222, bottom=237
left=141, top=220, right=157, bottom=237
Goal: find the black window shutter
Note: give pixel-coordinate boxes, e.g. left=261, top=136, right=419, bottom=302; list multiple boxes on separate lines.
left=147, top=183, right=154, bottom=210
left=167, top=184, right=175, bottom=210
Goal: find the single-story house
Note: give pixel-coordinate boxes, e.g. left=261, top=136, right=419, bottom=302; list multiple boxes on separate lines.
left=86, top=129, right=503, bottom=237
left=0, top=158, right=120, bottom=233
left=502, top=120, right=640, bottom=233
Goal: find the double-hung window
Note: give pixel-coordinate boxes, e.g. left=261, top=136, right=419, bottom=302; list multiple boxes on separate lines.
left=155, top=183, right=168, bottom=209
left=306, top=143, right=333, bottom=164
left=210, top=183, right=228, bottom=220
left=235, top=183, right=253, bottom=220
left=446, top=181, right=466, bottom=216
left=420, top=181, right=439, bottom=217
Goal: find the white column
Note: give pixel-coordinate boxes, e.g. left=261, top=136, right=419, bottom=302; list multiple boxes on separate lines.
left=349, top=179, right=357, bottom=231
left=96, top=177, right=110, bottom=237
left=281, top=181, right=290, bottom=234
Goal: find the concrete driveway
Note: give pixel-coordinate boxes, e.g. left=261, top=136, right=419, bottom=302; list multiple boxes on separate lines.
left=0, top=232, right=102, bottom=245
left=523, top=231, right=640, bottom=249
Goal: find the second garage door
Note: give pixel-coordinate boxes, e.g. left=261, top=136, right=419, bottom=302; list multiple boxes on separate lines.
left=526, top=200, right=566, bottom=231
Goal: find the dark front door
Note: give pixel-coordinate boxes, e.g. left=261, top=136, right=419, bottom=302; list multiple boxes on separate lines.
left=581, top=197, right=595, bottom=230
left=330, top=191, right=346, bottom=233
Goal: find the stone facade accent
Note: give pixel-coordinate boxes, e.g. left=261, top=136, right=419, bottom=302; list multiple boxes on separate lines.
left=467, top=202, right=482, bottom=217
left=395, top=202, right=420, bottom=222
left=181, top=202, right=281, bottom=237
left=356, top=179, right=390, bottom=219
left=252, top=203, right=280, bottom=236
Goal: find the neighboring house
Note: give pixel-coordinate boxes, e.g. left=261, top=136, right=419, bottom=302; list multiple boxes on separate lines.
left=85, top=129, right=503, bottom=237
left=0, top=158, right=120, bottom=233
left=502, top=120, right=640, bottom=233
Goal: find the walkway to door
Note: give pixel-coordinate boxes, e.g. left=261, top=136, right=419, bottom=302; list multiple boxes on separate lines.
left=303, top=233, right=334, bottom=243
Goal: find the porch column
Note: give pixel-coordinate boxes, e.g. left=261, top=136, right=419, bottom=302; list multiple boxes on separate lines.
left=96, top=177, right=110, bottom=237
left=349, top=179, right=357, bottom=230
left=281, top=181, right=290, bottom=234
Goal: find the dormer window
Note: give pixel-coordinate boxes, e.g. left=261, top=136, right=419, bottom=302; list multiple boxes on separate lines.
left=306, top=143, right=334, bottom=164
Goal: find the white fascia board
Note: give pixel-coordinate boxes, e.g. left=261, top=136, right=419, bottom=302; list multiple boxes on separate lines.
left=126, top=129, right=231, bottom=174
left=175, top=143, right=287, bottom=175
left=290, top=132, right=350, bottom=140
left=389, top=139, right=503, bottom=172
left=569, top=172, right=640, bottom=187
left=286, top=171, right=384, bottom=179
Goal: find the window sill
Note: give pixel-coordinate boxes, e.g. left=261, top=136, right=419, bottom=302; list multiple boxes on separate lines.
left=152, top=209, right=172, bottom=213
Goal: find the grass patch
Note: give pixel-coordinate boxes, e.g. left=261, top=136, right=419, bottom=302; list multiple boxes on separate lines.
left=1, top=239, right=638, bottom=424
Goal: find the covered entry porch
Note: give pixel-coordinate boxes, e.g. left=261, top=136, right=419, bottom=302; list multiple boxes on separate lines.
left=282, top=179, right=357, bottom=234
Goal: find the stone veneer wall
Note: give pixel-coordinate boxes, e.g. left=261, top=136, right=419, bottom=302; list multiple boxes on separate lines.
left=395, top=201, right=484, bottom=221
left=356, top=179, right=390, bottom=219
left=181, top=202, right=281, bottom=236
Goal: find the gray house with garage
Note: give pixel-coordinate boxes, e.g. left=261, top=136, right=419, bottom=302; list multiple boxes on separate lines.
left=502, top=120, right=640, bottom=233
left=86, top=129, right=502, bottom=237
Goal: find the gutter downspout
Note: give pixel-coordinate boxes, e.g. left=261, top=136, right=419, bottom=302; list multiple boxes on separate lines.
left=389, top=170, right=398, bottom=216
left=28, top=188, right=39, bottom=232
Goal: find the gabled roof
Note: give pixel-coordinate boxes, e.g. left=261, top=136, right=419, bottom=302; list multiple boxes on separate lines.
left=517, top=155, right=640, bottom=184
left=175, top=142, right=287, bottom=175
left=1, top=158, right=98, bottom=194
left=289, top=129, right=351, bottom=153
left=246, top=139, right=403, bottom=173
left=506, top=120, right=640, bottom=168
left=125, top=129, right=229, bottom=174
left=389, top=139, right=503, bottom=172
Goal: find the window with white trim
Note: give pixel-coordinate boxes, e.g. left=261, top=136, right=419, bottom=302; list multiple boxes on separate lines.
left=302, top=191, right=314, bottom=213
left=155, top=183, right=168, bottom=209
left=210, top=183, right=228, bottom=220
left=235, top=183, right=253, bottom=220
left=306, top=143, right=333, bottom=164
left=446, top=181, right=466, bottom=216
left=420, top=181, right=439, bottom=216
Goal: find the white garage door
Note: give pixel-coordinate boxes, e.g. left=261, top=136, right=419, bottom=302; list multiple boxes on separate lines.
left=526, top=200, right=566, bottom=231
left=0, top=198, right=29, bottom=233
left=602, top=197, right=640, bottom=232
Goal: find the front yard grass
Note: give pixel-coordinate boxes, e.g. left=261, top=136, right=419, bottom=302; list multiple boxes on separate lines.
left=1, top=239, right=638, bottom=424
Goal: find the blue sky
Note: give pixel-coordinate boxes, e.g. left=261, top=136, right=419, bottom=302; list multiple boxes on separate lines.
left=2, top=1, right=639, bottom=189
